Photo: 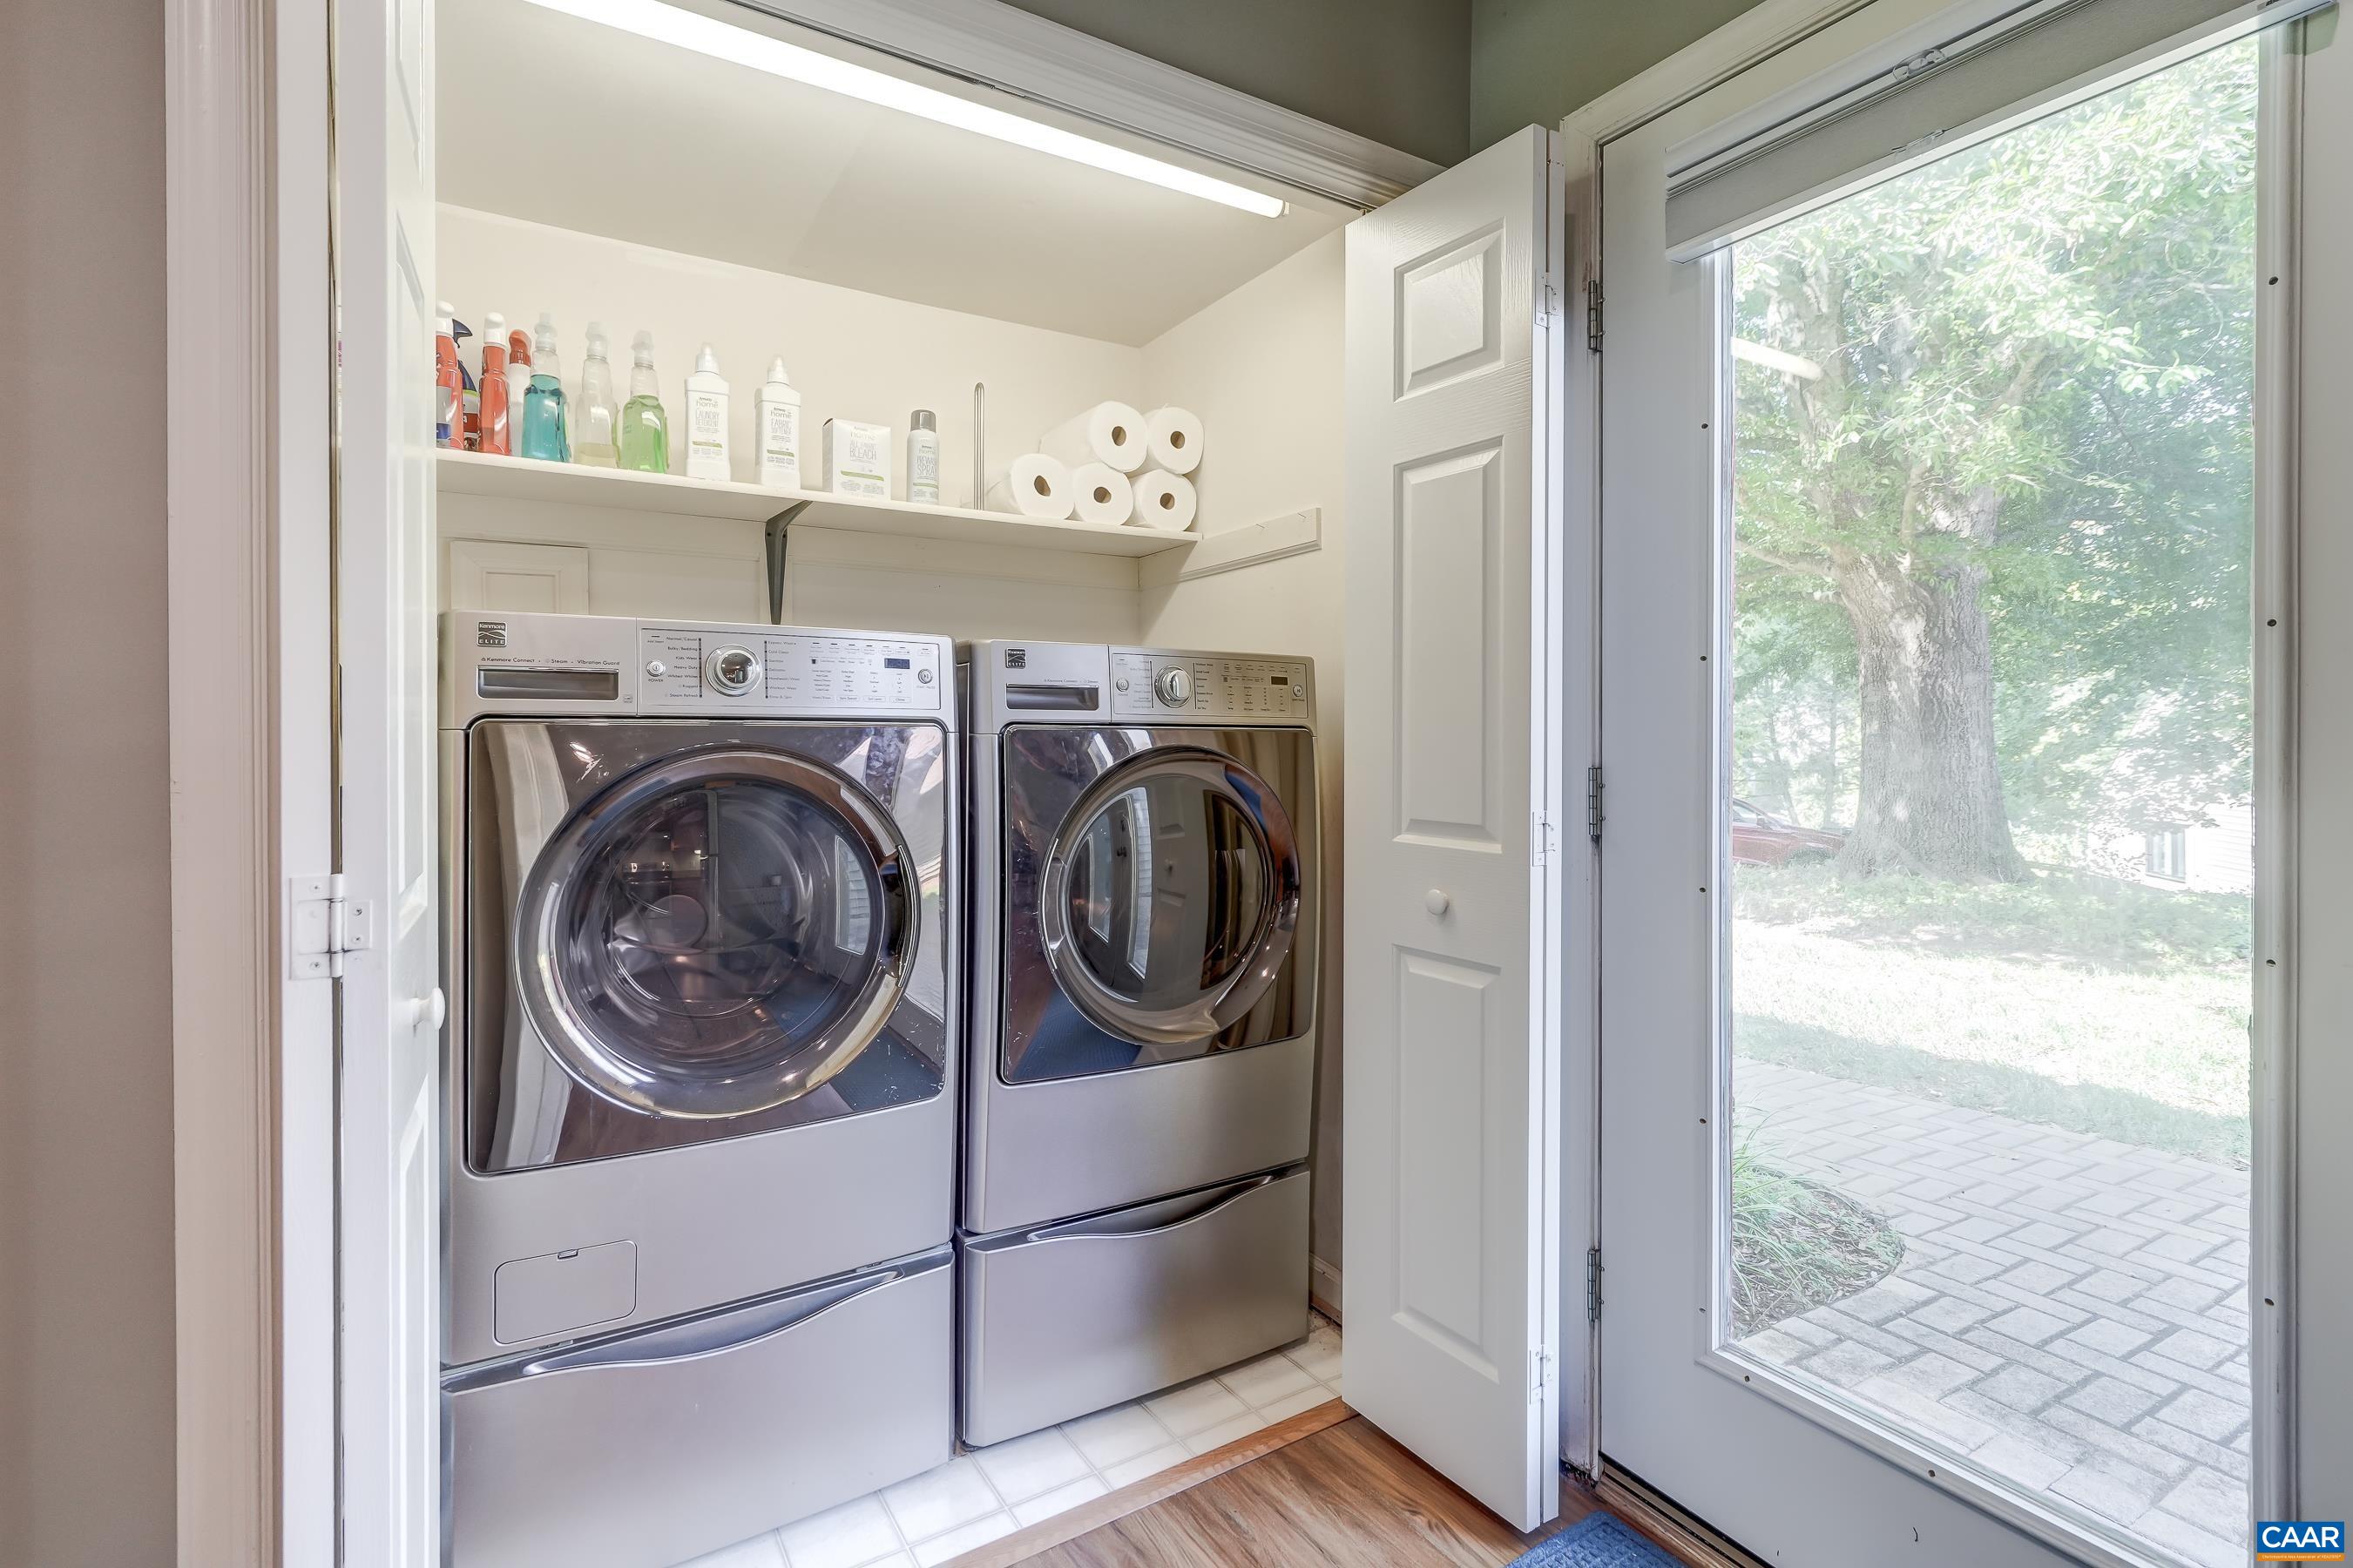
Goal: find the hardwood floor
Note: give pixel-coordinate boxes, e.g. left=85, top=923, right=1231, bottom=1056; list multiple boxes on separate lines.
left=1007, top=1416, right=1610, bottom=1568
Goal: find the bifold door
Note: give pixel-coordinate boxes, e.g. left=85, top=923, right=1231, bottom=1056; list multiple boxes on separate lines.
left=1342, top=125, right=1573, bottom=1531
left=335, top=0, right=443, bottom=1560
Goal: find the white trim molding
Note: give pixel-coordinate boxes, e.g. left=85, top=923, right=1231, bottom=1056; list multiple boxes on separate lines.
left=165, top=0, right=279, bottom=1561
left=729, top=0, right=1443, bottom=207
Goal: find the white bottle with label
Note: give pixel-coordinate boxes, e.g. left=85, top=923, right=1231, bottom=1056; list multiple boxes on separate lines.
left=684, top=343, right=731, bottom=482
left=905, top=409, right=940, bottom=503
left=755, top=359, right=803, bottom=490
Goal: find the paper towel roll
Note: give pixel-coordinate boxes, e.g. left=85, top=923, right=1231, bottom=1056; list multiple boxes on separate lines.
left=1127, top=469, right=1197, bottom=532
left=1068, top=462, right=1134, bottom=525
left=1040, top=401, right=1147, bottom=474
left=986, top=454, right=1074, bottom=519
left=1144, top=406, right=1202, bottom=476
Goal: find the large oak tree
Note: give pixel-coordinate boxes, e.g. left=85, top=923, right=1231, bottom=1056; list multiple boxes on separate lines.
left=1731, top=45, right=2256, bottom=882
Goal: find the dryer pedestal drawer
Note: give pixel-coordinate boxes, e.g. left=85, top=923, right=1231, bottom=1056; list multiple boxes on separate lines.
left=957, top=1166, right=1310, bottom=1447
left=445, top=1246, right=952, bottom=1568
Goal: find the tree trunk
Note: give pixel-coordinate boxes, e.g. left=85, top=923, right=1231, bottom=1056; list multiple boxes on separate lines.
left=1835, top=555, right=2028, bottom=881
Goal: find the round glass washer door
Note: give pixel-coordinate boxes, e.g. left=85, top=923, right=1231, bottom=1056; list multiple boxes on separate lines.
left=1038, top=747, right=1302, bottom=1047
left=515, top=747, right=917, bottom=1119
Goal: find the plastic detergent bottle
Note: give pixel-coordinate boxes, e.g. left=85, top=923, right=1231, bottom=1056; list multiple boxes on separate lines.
left=504, top=325, right=533, bottom=436
left=684, top=344, right=731, bottom=482
left=477, top=312, right=511, bottom=456
left=434, top=305, right=463, bottom=449
left=619, top=331, right=671, bottom=474
left=519, top=313, right=571, bottom=463
left=573, top=322, right=620, bottom=467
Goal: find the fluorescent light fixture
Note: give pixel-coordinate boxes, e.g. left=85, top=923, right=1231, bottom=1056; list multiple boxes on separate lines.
left=517, top=0, right=1289, bottom=218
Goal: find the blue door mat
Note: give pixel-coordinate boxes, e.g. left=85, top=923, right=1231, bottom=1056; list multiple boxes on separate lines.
left=1507, top=1511, right=1684, bottom=1567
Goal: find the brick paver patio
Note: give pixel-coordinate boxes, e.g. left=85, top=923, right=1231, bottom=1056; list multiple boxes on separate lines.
left=1734, top=1059, right=2252, bottom=1568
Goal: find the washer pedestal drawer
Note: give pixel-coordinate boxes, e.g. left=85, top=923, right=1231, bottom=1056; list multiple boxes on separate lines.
left=957, top=1166, right=1309, bottom=1447
left=445, top=1246, right=952, bottom=1568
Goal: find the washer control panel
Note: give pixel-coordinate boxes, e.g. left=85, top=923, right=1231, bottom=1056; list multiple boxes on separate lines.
left=1109, top=650, right=1311, bottom=720
left=639, top=625, right=943, bottom=713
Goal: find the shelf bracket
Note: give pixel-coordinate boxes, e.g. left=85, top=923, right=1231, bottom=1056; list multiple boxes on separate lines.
left=763, top=499, right=813, bottom=625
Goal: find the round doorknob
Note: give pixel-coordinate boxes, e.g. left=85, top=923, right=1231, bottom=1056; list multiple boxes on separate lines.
left=1425, top=889, right=1451, bottom=916
left=409, top=988, right=447, bottom=1031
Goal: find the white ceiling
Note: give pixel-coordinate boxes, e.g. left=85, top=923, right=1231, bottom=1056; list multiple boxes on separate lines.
left=436, top=0, right=1351, bottom=346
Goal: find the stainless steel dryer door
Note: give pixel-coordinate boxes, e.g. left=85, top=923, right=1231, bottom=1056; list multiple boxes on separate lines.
left=468, top=720, right=950, bottom=1172
left=1001, top=726, right=1317, bottom=1084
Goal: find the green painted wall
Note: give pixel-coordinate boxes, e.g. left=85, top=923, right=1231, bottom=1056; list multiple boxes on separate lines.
left=1012, top=0, right=1778, bottom=170
left=998, top=0, right=1473, bottom=166
left=1469, top=0, right=1768, bottom=150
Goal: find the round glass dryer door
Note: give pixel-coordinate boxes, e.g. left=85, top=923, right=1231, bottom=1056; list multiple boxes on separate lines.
left=515, top=747, right=916, bottom=1119
left=1039, top=747, right=1302, bottom=1046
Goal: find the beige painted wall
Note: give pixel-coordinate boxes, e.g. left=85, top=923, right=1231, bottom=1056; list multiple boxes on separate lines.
left=0, top=0, right=179, bottom=1565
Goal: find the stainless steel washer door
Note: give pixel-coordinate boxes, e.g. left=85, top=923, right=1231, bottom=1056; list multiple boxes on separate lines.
left=517, top=748, right=916, bottom=1119
left=1040, top=748, right=1299, bottom=1047
left=1001, top=727, right=1317, bottom=1084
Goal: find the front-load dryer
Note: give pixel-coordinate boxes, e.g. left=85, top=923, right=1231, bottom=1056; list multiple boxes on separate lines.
left=958, top=639, right=1319, bottom=1444
left=439, top=611, right=957, bottom=1568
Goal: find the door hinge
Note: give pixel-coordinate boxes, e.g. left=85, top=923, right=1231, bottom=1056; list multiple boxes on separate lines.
left=1584, top=265, right=1604, bottom=354
left=1529, top=1346, right=1553, bottom=1403
left=1586, top=1247, right=1605, bottom=1323
left=1586, top=765, right=1605, bottom=842
left=1531, top=810, right=1559, bottom=868
left=290, top=874, right=372, bottom=980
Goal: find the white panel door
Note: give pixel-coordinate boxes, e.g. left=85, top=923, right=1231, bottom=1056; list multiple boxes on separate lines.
left=1342, top=125, right=1569, bottom=1532
left=337, top=0, right=441, bottom=1560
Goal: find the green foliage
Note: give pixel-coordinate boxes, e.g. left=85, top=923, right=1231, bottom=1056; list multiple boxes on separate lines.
left=1728, top=861, right=2250, bottom=974
left=1732, top=43, right=2258, bottom=847
left=1728, top=1128, right=1906, bottom=1333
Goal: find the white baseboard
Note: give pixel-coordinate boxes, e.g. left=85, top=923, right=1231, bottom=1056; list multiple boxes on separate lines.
left=1309, top=1254, right=1342, bottom=1322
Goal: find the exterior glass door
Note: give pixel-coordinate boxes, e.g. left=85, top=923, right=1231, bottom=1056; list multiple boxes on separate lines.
left=1718, top=45, right=2258, bottom=1564
left=1594, top=17, right=2296, bottom=1566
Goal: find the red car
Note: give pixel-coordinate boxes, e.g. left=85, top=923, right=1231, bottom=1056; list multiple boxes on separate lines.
left=1730, top=797, right=1845, bottom=867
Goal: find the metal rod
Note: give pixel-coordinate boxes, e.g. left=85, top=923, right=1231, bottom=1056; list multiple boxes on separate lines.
left=972, top=382, right=986, bottom=509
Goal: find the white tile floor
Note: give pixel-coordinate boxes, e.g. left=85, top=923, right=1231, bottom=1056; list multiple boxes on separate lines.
left=677, top=1315, right=1343, bottom=1568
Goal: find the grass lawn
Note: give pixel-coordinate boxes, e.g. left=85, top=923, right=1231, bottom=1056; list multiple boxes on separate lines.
left=1730, top=863, right=2252, bottom=1166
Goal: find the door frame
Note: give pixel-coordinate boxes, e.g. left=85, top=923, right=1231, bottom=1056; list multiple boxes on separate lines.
left=1553, top=3, right=1870, bottom=1489
left=166, top=3, right=1444, bottom=1562
left=1565, top=0, right=2317, bottom=1549
left=163, top=0, right=338, bottom=1562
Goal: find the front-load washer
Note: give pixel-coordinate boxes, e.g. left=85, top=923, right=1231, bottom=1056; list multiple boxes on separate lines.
left=438, top=611, right=957, bottom=1568
left=958, top=639, right=1319, bottom=1444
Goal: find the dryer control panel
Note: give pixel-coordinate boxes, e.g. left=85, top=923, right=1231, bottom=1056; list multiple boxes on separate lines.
left=639, top=625, right=943, bottom=713
left=442, top=612, right=952, bottom=726
left=1108, top=649, right=1311, bottom=721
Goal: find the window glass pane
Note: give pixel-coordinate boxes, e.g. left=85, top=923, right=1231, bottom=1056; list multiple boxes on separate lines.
left=1723, top=40, right=2257, bottom=1565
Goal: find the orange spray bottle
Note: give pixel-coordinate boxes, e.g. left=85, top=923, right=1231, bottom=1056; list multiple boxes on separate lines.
left=478, top=311, right=512, bottom=456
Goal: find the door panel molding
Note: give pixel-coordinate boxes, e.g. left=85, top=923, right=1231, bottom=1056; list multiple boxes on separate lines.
left=1342, top=124, right=1567, bottom=1532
